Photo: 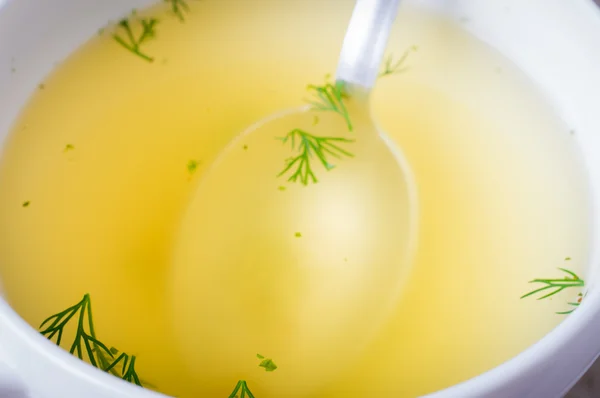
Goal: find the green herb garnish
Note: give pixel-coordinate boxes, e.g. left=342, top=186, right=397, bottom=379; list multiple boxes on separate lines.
left=165, top=0, right=192, bottom=22
left=278, top=47, right=417, bottom=186
left=306, top=76, right=352, bottom=132
left=187, top=159, right=200, bottom=174
left=228, top=380, right=255, bottom=398
left=379, top=45, right=417, bottom=78
left=39, top=294, right=147, bottom=387
left=104, top=348, right=142, bottom=386
left=257, top=354, right=278, bottom=372
left=113, top=17, right=159, bottom=62
left=277, top=76, right=355, bottom=185
left=277, top=129, right=354, bottom=185
left=64, top=144, right=75, bottom=152
left=521, top=267, right=585, bottom=315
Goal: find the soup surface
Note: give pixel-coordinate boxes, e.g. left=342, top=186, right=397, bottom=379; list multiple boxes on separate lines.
left=0, top=1, right=590, bottom=397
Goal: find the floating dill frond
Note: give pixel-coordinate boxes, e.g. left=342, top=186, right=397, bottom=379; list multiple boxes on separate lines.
left=277, top=129, right=354, bottom=185
left=521, top=267, right=585, bottom=315
left=379, top=45, right=418, bottom=78
left=113, top=17, right=159, bottom=62
left=305, top=76, right=352, bottom=132
left=39, top=294, right=147, bottom=387
left=228, top=380, right=255, bottom=398
left=165, top=0, right=192, bottom=22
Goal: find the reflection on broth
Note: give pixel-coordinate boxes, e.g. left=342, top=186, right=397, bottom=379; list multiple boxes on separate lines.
left=0, top=1, right=590, bottom=397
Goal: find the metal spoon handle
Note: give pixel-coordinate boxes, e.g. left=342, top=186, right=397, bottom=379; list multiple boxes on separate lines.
left=335, top=0, right=401, bottom=89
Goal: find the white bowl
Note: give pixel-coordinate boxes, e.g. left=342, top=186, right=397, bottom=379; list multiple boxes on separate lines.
left=2, top=0, right=600, bottom=397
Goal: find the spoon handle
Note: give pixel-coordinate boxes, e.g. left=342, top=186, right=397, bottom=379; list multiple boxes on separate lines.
left=335, top=0, right=401, bottom=89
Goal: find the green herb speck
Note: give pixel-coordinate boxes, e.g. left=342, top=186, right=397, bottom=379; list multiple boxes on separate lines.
left=22, top=201, right=30, bottom=208
left=278, top=186, right=286, bottom=191
left=257, top=354, right=277, bottom=372
left=565, top=257, right=572, bottom=261
left=64, top=144, right=75, bottom=152
left=187, top=160, right=200, bottom=174
left=243, top=145, right=248, bottom=150
left=295, top=232, right=302, bottom=238
left=313, top=115, right=319, bottom=125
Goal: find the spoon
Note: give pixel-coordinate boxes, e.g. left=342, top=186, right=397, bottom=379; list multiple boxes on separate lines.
left=169, top=0, right=418, bottom=395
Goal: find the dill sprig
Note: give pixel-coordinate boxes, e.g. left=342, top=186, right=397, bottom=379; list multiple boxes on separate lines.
left=277, top=45, right=417, bottom=186
left=521, top=267, right=585, bottom=315
left=305, top=77, right=352, bottom=132
left=39, top=294, right=146, bottom=387
left=277, top=129, right=354, bottom=185
left=277, top=76, right=354, bottom=186
left=105, top=348, right=142, bottom=386
left=165, top=0, right=192, bottom=22
left=113, top=17, right=159, bottom=62
left=379, top=45, right=418, bottom=78
left=228, top=380, right=255, bottom=398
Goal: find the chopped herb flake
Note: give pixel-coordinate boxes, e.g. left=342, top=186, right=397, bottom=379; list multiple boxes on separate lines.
left=256, top=354, right=278, bottom=372
left=259, top=358, right=278, bottom=372
left=187, top=159, right=200, bottom=174
left=22, top=201, right=30, bottom=208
